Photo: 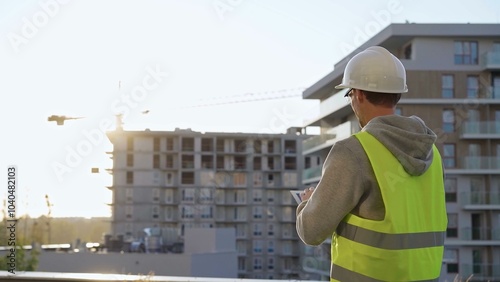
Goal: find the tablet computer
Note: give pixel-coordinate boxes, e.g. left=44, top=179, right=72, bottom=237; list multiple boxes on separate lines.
left=290, top=190, right=303, bottom=204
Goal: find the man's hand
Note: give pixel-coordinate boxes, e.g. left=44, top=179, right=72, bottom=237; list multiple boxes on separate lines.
left=300, top=187, right=315, bottom=201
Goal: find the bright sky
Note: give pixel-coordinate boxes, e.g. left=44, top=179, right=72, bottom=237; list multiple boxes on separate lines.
left=1, top=0, right=499, bottom=218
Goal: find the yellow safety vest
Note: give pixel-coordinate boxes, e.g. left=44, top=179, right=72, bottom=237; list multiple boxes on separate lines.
left=331, top=131, right=447, bottom=281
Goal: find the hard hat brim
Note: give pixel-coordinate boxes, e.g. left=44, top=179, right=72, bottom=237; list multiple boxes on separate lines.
left=334, top=84, right=349, bottom=90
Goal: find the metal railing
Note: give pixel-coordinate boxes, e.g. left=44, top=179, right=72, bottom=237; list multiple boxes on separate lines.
left=461, top=121, right=500, bottom=135
left=460, top=191, right=500, bottom=205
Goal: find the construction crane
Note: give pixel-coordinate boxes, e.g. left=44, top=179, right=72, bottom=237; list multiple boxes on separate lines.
left=45, top=194, right=53, bottom=243
left=47, top=115, right=85, bottom=126
left=182, top=87, right=306, bottom=108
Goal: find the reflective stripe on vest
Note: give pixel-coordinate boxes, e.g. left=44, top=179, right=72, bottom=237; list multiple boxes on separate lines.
left=330, top=131, right=447, bottom=281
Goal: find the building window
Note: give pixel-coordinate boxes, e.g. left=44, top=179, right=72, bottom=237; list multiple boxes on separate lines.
left=165, top=137, right=174, bottom=151
left=284, top=156, right=297, bottom=170
left=216, top=156, right=224, bottom=169
left=442, top=109, right=455, bottom=133
left=253, top=173, right=262, bottom=186
left=201, top=138, right=213, bottom=152
left=253, top=189, right=262, bottom=203
left=445, top=178, right=457, bottom=203
left=181, top=172, right=194, bottom=185
left=125, top=223, right=133, bottom=237
left=164, top=207, right=173, bottom=220
left=267, top=240, right=275, bottom=253
left=445, top=249, right=459, bottom=273
left=282, top=241, right=292, bottom=255
left=125, top=188, right=133, bottom=203
left=182, top=188, right=195, bottom=202
left=152, top=188, right=160, bottom=202
left=181, top=206, right=194, bottom=219
left=126, top=171, right=133, bottom=184
left=267, top=141, right=274, bottom=153
left=201, top=155, right=213, bottom=169
left=200, top=206, right=213, bottom=219
left=253, top=157, right=261, bottom=170
left=126, top=154, right=134, bottom=167
left=253, top=257, right=263, bottom=270
left=454, top=41, right=478, bottom=65
left=165, top=173, right=174, bottom=186
left=233, top=173, right=246, bottom=186
left=267, top=207, right=275, bottom=219
left=235, top=139, right=246, bottom=153
left=181, top=155, right=194, bottom=169
left=447, top=213, right=458, bottom=238
left=253, top=206, right=263, bottom=219
left=268, top=224, right=275, bottom=236
left=164, top=189, right=173, bottom=203
left=182, top=137, right=194, bottom=151
left=267, top=157, right=274, bottom=170
left=253, top=223, right=262, bottom=236
left=152, top=206, right=159, bottom=219
left=253, top=140, right=262, bottom=154
left=443, top=144, right=456, bottom=168
left=127, top=137, right=134, bottom=150
left=236, top=224, right=247, bottom=238
left=253, top=241, right=263, bottom=254
left=125, top=205, right=133, bottom=220
left=284, top=140, right=296, bottom=153
left=153, top=154, right=160, bottom=169
left=267, top=257, right=275, bottom=270
left=199, top=188, right=213, bottom=203
left=153, top=137, right=160, bottom=151
left=236, top=190, right=246, bottom=204
left=238, top=258, right=246, bottom=271
left=166, top=155, right=174, bottom=168
left=442, top=75, right=454, bottom=98
left=403, top=43, right=412, bottom=59
left=216, top=139, right=225, bottom=152
left=267, top=190, right=274, bottom=203
left=235, top=156, right=246, bottom=169
left=467, top=76, right=479, bottom=98
left=267, top=174, right=274, bottom=186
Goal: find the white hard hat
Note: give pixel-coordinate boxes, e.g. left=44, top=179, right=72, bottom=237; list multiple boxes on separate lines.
left=335, top=46, right=408, bottom=93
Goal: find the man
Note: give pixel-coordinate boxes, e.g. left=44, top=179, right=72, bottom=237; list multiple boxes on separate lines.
left=296, top=46, right=447, bottom=281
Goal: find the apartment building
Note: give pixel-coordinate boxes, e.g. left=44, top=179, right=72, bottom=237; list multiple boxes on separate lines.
left=300, top=23, right=500, bottom=281
left=106, top=125, right=308, bottom=279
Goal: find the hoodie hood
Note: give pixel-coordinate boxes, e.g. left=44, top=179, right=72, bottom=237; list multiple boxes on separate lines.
left=363, top=115, right=437, bottom=176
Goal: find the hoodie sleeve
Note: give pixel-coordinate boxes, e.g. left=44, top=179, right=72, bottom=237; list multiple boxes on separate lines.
left=296, top=139, right=367, bottom=245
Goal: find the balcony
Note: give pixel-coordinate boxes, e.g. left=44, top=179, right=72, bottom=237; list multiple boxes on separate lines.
left=302, top=166, right=322, bottom=184
left=446, top=156, right=500, bottom=174
left=464, top=156, right=500, bottom=170
left=302, top=256, right=330, bottom=277
left=302, top=121, right=355, bottom=155
left=459, top=263, right=500, bottom=280
left=302, top=132, right=336, bottom=153
left=460, top=191, right=500, bottom=210
left=302, top=88, right=351, bottom=127
left=460, top=121, right=500, bottom=139
left=481, top=50, right=500, bottom=70
left=446, top=227, right=500, bottom=246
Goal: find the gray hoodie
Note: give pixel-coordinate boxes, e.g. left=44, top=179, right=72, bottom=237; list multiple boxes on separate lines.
left=296, top=115, right=438, bottom=245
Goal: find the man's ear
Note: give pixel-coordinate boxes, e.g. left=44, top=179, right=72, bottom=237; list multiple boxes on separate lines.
left=357, top=90, right=365, bottom=103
